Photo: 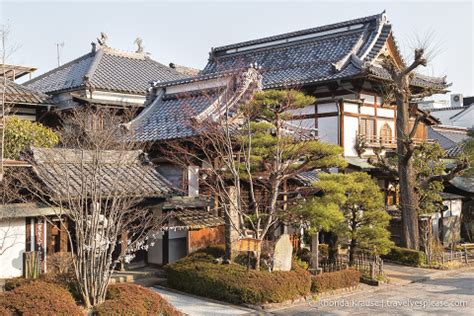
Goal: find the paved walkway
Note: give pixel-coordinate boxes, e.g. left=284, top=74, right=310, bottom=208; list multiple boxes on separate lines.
left=272, top=267, right=474, bottom=315
left=153, top=287, right=255, bottom=316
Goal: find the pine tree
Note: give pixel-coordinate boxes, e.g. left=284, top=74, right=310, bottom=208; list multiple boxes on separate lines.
left=308, top=172, right=393, bottom=265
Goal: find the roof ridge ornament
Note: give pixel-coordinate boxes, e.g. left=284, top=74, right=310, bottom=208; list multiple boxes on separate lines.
left=134, top=37, right=144, bottom=53
left=97, top=32, right=108, bottom=47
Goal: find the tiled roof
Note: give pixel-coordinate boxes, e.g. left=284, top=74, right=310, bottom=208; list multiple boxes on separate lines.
left=428, top=126, right=470, bottom=150
left=202, top=13, right=447, bottom=90
left=296, top=170, right=321, bottom=186
left=26, top=147, right=178, bottom=200
left=169, top=63, right=201, bottom=76
left=170, top=209, right=224, bottom=229
left=445, top=143, right=466, bottom=158
left=1, top=78, right=50, bottom=104
left=23, top=46, right=187, bottom=95
left=449, top=177, right=474, bottom=194
left=125, top=67, right=262, bottom=142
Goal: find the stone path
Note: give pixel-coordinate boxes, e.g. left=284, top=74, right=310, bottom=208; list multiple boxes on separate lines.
left=153, top=287, right=255, bottom=316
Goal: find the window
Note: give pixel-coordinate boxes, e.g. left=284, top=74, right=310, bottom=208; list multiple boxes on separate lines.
left=359, top=118, right=375, bottom=136
left=380, top=123, right=392, bottom=142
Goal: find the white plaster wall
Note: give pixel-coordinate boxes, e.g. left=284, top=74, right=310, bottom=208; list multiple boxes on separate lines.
left=344, top=103, right=359, bottom=114
left=343, top=116, right=359, bottom=157
left=360, top=106, right=375, bottom=116
left=286, top=105, right=315, bottom=116
left=0, top=218, right=25, bottom=278
left=88, top=90, right=146, bottom=105
left=360, top=93, right=375, bottom=104
left=287, top=119, right=316, bottom=129
left=317, top=103, right=337, bottom=114
left=317, top=117, right=338, bottom=144
left=377, top=108, right=395, bottom=118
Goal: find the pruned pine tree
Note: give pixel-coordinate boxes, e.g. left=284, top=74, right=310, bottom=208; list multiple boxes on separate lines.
left=165, top=89, right=347, bottom=269
left=307, top=172, right=393, bottom=265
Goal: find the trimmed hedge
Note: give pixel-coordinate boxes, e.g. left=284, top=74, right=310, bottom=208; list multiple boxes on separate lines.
left=95, top=284, right=182, bottom=315
left=166, top=249, right=311, bottom=305
left=311, top=269, right=360, bottom=293
left=0, top=280, right=83, bottom=315
left=381, top=246, right=426, bottom=266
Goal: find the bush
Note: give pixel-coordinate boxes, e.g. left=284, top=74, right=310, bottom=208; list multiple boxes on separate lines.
left=381, top=246, right=426, bottom=266
left=197, top=244, right=226, bottom=258
left=3, top=277, right=33, bottom=292
left=0, top=281, right=83, bottom=315
left=166, top=250, right=311, bottom=305
left=95, top=284, right=182, bottom=315
left=311, top=269, right=360, bottom=293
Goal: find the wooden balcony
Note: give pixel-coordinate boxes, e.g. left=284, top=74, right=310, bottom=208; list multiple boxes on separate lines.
left=357, top=134, right=434, bottom=149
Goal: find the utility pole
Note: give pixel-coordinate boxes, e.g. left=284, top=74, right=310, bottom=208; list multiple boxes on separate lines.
left=56, top=42, right=64, bottom=67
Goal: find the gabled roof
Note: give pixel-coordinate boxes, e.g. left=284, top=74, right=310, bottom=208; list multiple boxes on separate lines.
left=23, top=45, right=187, bottom=95
left=26, top=147, right=179, bottom=199
left=202, top=12, right=447, bottom=90
left=124, top=66, right=262, bottom=142
left=1, top=78, right=50, bottom=105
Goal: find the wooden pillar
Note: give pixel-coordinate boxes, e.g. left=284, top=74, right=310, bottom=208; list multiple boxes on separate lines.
left=120, top=232, right=128, bottom=271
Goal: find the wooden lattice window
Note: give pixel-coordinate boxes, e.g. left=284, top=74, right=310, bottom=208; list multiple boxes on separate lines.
left=359, top=118, right=375, bottom=136
left=380, top=123, right=392, bottom=143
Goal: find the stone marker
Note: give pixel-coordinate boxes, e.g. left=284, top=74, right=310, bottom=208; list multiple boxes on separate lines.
left=273, top=234, right=293, bottom=271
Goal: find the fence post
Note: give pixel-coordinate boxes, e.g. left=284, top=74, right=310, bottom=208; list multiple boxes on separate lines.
left=464, top=246, right=469, bottom=264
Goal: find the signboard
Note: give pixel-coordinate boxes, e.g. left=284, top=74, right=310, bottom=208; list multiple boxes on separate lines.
left=236, top=237, right=261, bottom=253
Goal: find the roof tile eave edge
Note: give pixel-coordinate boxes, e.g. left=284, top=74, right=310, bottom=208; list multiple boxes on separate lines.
left=212, top=12, right=385, bottom=54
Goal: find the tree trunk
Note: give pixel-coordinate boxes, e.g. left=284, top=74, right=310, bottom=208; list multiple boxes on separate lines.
left=349, top=237, right=357, bottom=266
left=396, top=84, right=420, bottom=250
left=310, top=231, right=320, bottom=270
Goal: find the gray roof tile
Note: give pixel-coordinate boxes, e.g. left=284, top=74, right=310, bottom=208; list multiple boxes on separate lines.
left=26, top=147, right=179, bottom=199
left=126, top=68, right=262, bottom=142
left=202, top=13, right=447, bottom=90
left=1, top=78, right=50, bottom=104
left=24, top=46, right=187, bottom=95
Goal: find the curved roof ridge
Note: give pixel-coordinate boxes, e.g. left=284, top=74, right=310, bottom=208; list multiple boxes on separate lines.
left=212, top=12, right=385, bottom=54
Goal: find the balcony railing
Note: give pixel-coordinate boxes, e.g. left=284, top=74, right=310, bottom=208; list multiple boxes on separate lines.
left=357, top=134, right=434, bottom=149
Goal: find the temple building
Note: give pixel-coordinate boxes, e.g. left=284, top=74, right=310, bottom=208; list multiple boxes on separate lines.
left=23, top=36, right=188, bottom=112
left=127, top=12, right=465, bottom=248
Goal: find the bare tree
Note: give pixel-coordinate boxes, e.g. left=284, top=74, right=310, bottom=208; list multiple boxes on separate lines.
left=380, top=42, right=469, bottom=250
left=16, top=109, right=169, bottom=308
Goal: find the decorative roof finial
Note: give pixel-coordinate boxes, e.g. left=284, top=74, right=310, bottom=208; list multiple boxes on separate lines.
left=97, top=32, right=108, bottom=46
left=134, top=37, right=144, bottom=53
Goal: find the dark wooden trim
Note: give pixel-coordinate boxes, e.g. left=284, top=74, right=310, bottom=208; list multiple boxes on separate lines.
left=292, top=112, right=338, bottom=120
left=339, top=99, right=344, bottom=147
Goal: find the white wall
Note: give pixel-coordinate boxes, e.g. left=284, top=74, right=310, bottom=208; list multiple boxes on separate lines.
left=317, top=116, right=339, bottom=145
left=343, top=116, right=359, bottom=157
left=0, top=218, right=25, bottom=278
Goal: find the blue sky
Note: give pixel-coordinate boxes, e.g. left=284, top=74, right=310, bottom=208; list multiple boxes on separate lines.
left=1, top=0, right=473, bottom=97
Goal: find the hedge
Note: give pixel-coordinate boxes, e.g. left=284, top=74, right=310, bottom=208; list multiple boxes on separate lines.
left=0, top=280, right=83, bottom=315
left=166, top=247, right=311, bottom=305
left=311, top=269, right=360, bottom=293
left=95, top=284, right=182, bottom=315
left=381, top=246, right=426, bottom=266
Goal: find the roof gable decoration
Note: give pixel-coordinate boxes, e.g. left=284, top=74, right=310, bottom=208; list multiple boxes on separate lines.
left=124, top=65, right=263, bottom=142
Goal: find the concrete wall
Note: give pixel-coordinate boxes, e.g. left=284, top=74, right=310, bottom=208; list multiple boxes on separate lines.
left=0, top=218, right=26, bottom=278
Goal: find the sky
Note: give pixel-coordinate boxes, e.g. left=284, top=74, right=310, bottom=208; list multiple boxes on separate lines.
left=1, top=0, right=473, bottom=98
